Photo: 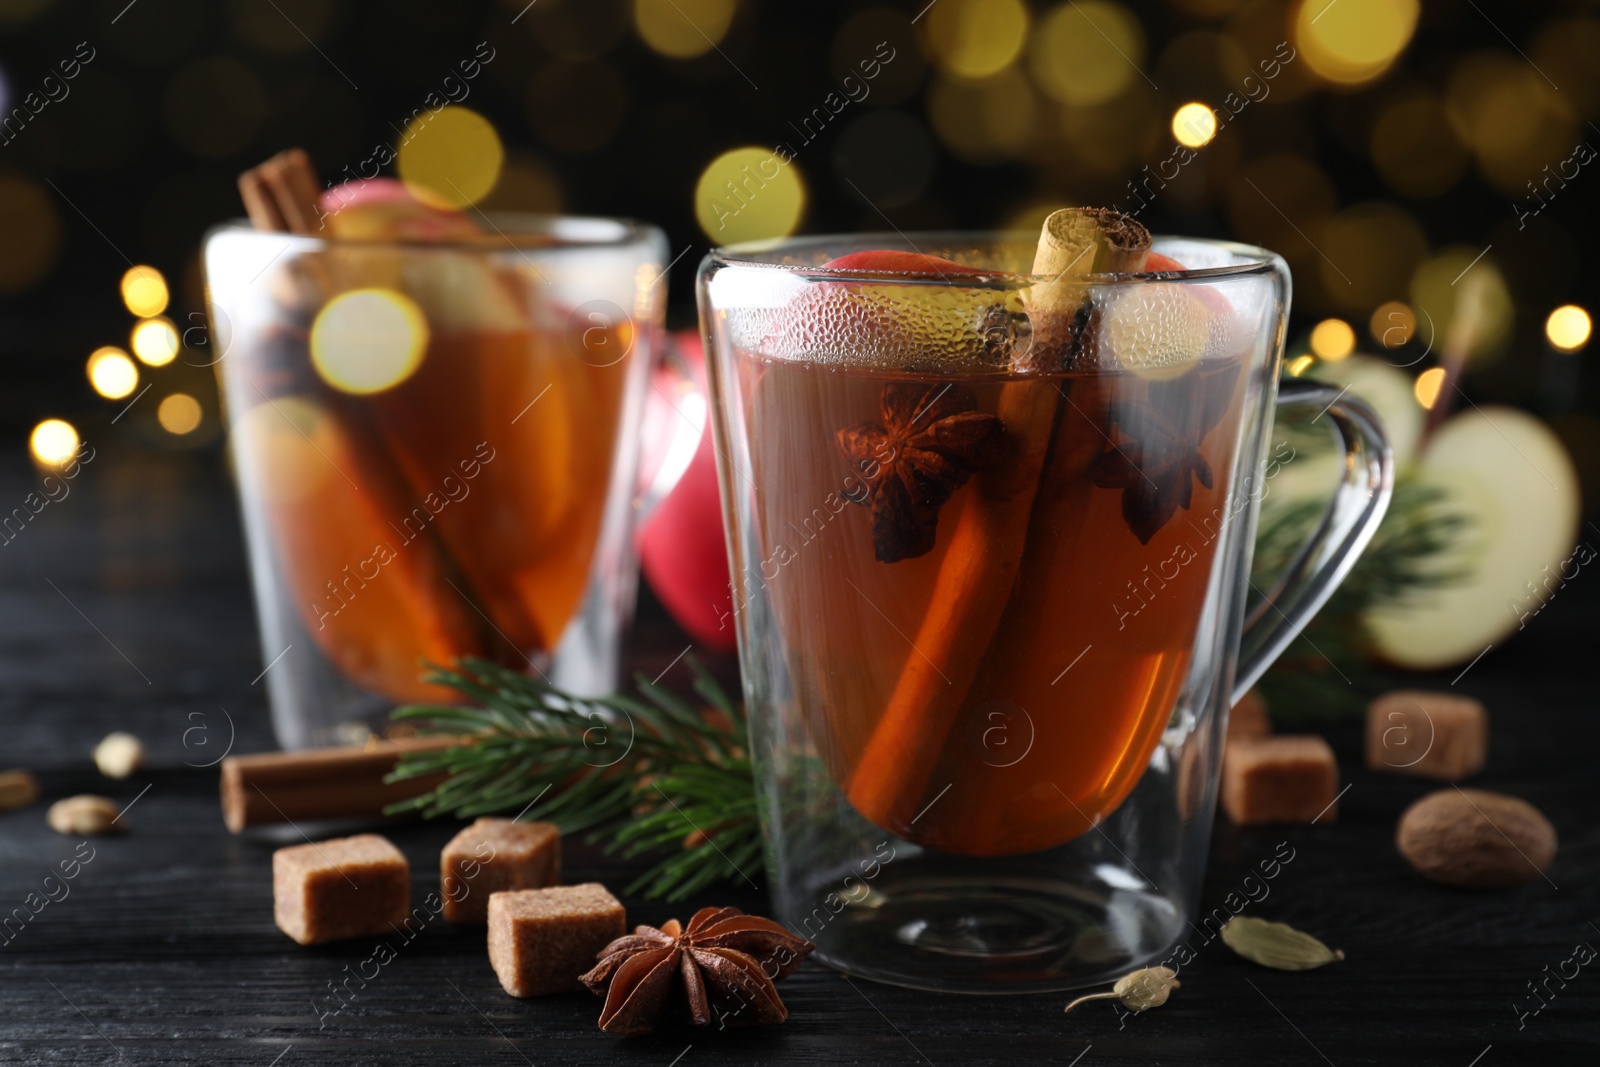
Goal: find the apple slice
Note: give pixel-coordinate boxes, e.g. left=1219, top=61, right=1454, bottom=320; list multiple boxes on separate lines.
left=1264, top=355, right=1426, bottom=512
left=1364, top=406, right=1580, bottom=670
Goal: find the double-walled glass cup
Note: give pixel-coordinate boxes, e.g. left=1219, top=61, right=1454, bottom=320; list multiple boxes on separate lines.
left=698, top=233, right=1390, bottom=992
left=206, top=216, right=665, bottom=749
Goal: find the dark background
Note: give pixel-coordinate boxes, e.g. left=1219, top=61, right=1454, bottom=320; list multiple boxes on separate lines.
left=0, top=0, right=1597, bottom=505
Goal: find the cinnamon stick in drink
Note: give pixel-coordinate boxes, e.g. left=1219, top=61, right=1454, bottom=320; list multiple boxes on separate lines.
left=843, top=209, right=1151, bottom=834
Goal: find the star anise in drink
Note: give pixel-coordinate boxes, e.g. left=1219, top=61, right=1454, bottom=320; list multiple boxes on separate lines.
left=1091, top=363, right=1241, bottom=544
left=836, top=382, right=1006, bottom=563
left=579, top=906, right=814, bottom=1036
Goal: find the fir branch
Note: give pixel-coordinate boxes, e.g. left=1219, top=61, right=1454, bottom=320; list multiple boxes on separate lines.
left=1253, top=475, right=1470, bottom=723
left=386, top=656, right=759, bottom=900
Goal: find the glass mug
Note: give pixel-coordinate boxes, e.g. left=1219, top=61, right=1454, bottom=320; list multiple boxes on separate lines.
left=698, top=233, right=1391, bottom=992
left=206, top=216, right=665, bottom=749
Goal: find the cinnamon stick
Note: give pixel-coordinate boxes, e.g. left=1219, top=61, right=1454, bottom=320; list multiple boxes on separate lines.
left=844, top=209, right=1151, bottom=834
left=219, top=737, right=456, bottom=833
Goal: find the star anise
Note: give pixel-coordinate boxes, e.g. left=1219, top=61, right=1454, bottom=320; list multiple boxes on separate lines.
left=836, top=382, right=1006, bottom=563
left=579, top=906, right=815, bottom=1036
left=1091, top=363, right=1241, bottom=544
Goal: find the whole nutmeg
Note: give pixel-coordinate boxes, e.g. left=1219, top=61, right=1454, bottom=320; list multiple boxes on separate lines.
left=1396, top=789, right=1555, bottom=889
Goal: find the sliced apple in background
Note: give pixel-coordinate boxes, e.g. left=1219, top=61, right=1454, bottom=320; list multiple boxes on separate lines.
left=1263, top=355, right=1424, bottom=514
left=1364, top=406, right=1580, bottom=670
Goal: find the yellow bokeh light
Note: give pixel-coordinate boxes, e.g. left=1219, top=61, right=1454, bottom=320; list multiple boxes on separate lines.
left=158, top=393, right=203, bottom=435
left=1287, top=354, right=1316, bottom=377
left=87, top=346, right=139, bottom=400
left=928, top=67, right=1037, bottom=163
left=1546, top=305, right=1592, bottom=352
left=120, top=265, right=169, bottom=318
left=1031, top=1, right=1144, bottom=106
left=1370, top=301, right=1416, bottom=348
left=634, top=0, right=736, bottom=59
left=1414, top=366, right=1445, bottom=409
left=29, top=419, right=79, bottom=467
left=1309, top=318, right=1356, bottom=361
left=1295, top=0, right=1419, bottom=85
left=925, top=0, right=1028, bottom=80
left=1171, top=102, right=1217, bottom=148
left=694, top=147, right=805, bottom=246
left=131, top=317, right=180, bottom=366
left=310, top=289, right=429, bottom=395
left=397, top=105, right=504, bottom=211
left=1410, top=249, right=1513, bottom=364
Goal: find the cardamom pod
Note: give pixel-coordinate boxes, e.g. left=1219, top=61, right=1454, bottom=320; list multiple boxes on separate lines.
left=1220, top=916, right=1344, bottom=971
left=46, top=795, right=123, bottom=836
left=1064, top=966, right=1180, bottom=1014
left=1, top=768, right=40, bottom=812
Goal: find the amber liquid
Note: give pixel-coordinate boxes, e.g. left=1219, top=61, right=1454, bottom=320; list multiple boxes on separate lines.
left=740, top=353, right=1245, bottom=856
left=233, top=322, right=630, bottom=704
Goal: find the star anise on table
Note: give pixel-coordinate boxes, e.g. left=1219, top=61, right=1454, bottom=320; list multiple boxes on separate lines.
left=836, top=382, right=1006, bottom=563
left=579, top=906, right=815, bottom=1036
left=1090, top=363, right=1241, bottom=544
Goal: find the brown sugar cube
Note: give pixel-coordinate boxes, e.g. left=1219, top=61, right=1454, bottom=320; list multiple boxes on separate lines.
left=440, top=818, right=561, bottom=923
left=1222, top=736, right=1339, bottom=825
left=488, top=884, right=625, bottom=998
left=273, top=833, right=410, bottom=945
left=1365, top=690, right=1487, bottom=781
left=1227, top=688, right=1273, bottom=741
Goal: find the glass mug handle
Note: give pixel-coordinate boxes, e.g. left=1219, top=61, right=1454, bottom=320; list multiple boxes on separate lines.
left=1233, top=377, right=1395, bottom=702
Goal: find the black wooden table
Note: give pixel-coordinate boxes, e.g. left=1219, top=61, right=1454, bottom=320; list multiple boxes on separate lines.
left=2, top=449, right=1597, bottom=1066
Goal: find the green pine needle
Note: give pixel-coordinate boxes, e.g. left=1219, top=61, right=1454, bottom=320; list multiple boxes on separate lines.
left=386, top=656, right=760, bottom=901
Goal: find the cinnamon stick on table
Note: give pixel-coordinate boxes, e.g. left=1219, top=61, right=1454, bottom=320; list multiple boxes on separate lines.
left=219, top=738, right=456, bottom=834
left=844, top=209, right=1152, bottom=835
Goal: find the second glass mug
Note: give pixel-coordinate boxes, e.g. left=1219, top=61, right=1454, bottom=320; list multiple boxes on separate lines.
left=699, top=233, right=1391, bottom=992
left=206, top=215, right=666, bottom=749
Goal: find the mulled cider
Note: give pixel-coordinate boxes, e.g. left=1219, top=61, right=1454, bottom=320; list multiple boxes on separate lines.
left=230, top=311, right=634, bottom=706
left=720, top=225, right=1249, bottom=857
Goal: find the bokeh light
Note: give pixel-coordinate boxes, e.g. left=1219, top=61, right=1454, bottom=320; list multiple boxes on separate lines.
left=397, top=106, right=505, bottom=210
left=1294, top=0, right=1419, bottom=85
left=29, top=419, right=79, bottom=467
left=87, top=347, right=139, bottom=400
left=1287, top=354, right=1316, bottom=377
left=131, top=317, right=180, bottom=366
left=1031, top=1, right=1144, bottom=106
left=1447, top=53, right=1575, bottom=196
left=0, top=170, right=61, bottom=293
left=927, top=67, right=1036, bottom=164
left=1410, top=250, right=1513, bottom=363
left=1171, top=102, right=1217, bottom=148
left=1310, top=318, right=1356, bottom=361
left=634, top=0, right=736, bottom=59
left=694, top=147, right=805, bottom=245
left=1317, top=202, right=1427, bottom=312
left=1370, top=301, right=1416, bottom=349
left=924, top=0, right=1028, bottom=80
left=1414, top=366, right=1445, bottom=409
left=120, top=265, right=169, bottom=318
left=158, top=393, right=203, bottom=435
left=310, top=289, right=429, bottom=395
left=1370, top=94, right=1468, bottom=199
left=1546, top=306, right=1592, bottom=353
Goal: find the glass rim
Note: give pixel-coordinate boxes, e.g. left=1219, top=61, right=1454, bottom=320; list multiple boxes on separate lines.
left=706, top=231, right=1284, bottom=285
left=205, top=211, right=664, bottom=255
